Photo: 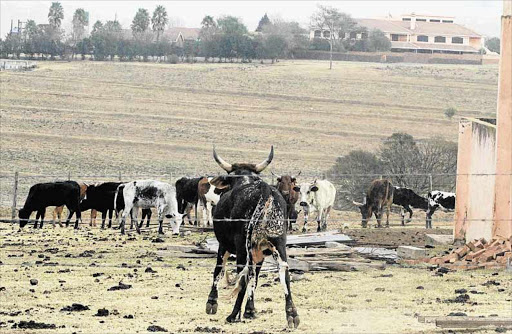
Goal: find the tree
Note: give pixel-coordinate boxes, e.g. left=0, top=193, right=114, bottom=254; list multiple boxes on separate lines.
left=132, top=8, right=150, bottom=36
left=23, top=20, right=39, bottom=58
left=217, top=16, right=248, bottom=35
left=256, top=13, right=270, bottom=32
left=311, top=5, right=356, bottom=69
left=48, top=2, right=64, bottom=28
left=367, top=28, right=391, bottom=52
left=261, top=19, right=308, bottom=57
left=72, top=9, right=89, bottom=59
left=485, top=37, right=500, bottom=54
left=445, top=107, right=456, bottom=119
left=92, top=20, right=103, bottom=34
left=199, top=15, right=219, bottom=61
left=152, top=5, right=168, bottom=41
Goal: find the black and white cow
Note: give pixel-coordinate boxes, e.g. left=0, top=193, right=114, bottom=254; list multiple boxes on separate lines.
left=18, top=181, right=82, bottom=229
left=115, top=180, right=182, bottom=235
left=175, top=177, right=202, bottom=225
left=426, top=191, right=455, bottom=229
left=205, top=146, right=299, bottom=328
left=392, top=186, right=428, bottom=225
left=114, top=184, right=153, bottom=230
left=197, top=176, right=229, bottom=227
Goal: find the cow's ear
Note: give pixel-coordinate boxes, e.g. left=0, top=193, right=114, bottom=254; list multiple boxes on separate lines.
left=291, top=177, right=296, bottom=183
left=311, top=186, right=319, bottom=192
left=293, top=186, right=300, bottom=192
left=277, top=177, right=281, bottom=182
left=210, top=176, right=229, bottom=189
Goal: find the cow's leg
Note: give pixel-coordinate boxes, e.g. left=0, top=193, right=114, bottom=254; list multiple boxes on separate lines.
left=35, top=210, right=43, bottom=228
left=322, top=206, right=331, bottom=231
left=52, top=206, right=63, bottom=227
left=157, top=207, right=165, bottom=235
left=146, top=210, right=152, bottom=228
left=243, top=259, right=263, bottom=319
left=74, top=206, right=81, bottom=230
left=120, top=203, right=133, bottom=235
left=64, top=209, right=73, bottom=228
left=406, top=205, right=413, bottom=224
left=107, top=209, right=113, bottom=229
left=90, top=209, right=97, bottom=227
left=206, top=248, right=228, bottom=315
left=385, top=205, right=390, bottom=228
left=226, top=253, right=249, bottom=323
left=131, top=207, right=141, bottom=234
left=316, top=209, right=323, bottom=232
left=206, top=202, right=213, bottom=227
left=376, top=208, right=382, bottom=228
left=426, top=206, right=436, bottom=229
left=272, top=243, right=299, bottom=328
left=39, top=210, right=45, bottom=228
left=100, top=211, right=107, bottom=229
left=302, top=207, right=309, bottom=233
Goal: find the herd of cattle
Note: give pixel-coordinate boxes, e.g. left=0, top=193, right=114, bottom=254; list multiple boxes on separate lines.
left=15, top=147, right=457, bottom=328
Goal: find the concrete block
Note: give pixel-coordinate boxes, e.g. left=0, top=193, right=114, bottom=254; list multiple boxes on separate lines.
left=325, top=241, right=351, bottom=250
left=425, top=234, right=453, bottom=246
left=397, top=246, right=426, bottom=259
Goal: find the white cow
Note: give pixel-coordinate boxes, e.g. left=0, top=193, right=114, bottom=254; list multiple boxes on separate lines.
left=115, top=180, right=182, bottom=235
left=295, top=179, right=336, bottom=232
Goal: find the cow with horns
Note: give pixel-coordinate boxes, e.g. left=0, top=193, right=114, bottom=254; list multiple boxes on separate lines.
left=353, top=179, right=394, bottom=228
left=205, top=146, right=300, bottom=328
left=272, top=172, right=301, bottom=231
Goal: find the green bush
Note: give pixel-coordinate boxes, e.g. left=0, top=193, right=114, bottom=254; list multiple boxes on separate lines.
left=167, top=54, right=179, bottom=64
left=445, top=107, right=456, bottom=119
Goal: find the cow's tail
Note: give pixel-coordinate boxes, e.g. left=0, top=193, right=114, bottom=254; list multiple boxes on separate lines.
left=114, top=184, right=125, bottom=215
left=231, top=182, right=273, bottom=298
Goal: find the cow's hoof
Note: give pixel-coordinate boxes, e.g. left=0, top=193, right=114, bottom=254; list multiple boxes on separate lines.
left=206, top=302, right=217, bottom=314
left=226, top=314, right=240, bottom=323
left=243, top=310, right=256, bottom=319
left=287, top=315, right=300, bottom=328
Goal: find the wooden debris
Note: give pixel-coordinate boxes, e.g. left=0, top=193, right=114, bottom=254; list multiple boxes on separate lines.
left=434, top=317, right=512, bottom=328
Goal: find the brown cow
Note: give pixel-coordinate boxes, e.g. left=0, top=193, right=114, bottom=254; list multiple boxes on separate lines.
left=353, top=179, right=394, bottom=228
left=273, top=172, right=300, bottom=231
left=52, top=182, right=97, bottom=227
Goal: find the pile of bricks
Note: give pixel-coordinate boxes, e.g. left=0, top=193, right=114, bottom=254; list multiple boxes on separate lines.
left=428, top=238, right=512, bottom=270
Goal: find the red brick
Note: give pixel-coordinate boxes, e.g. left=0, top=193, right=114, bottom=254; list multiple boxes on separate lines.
left=466, top=249, right=486, bottom=261
left=454, top=245, right=470, bottom=257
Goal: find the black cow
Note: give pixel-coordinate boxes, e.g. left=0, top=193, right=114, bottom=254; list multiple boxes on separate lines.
left=392, top=186, right=428, bottom=225
left=80, top=182, right=122, bottom=229
left=353, top=179, right=394, bottom=228
left=19, top=181, right=82, bottom=229
left=205, top=146, right=299, bottom=328
left=114, top=184, right=153, bottom=230
left=175, top=177, right=202, bottom=225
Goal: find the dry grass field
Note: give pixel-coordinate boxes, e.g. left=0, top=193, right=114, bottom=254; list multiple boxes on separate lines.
left=1, top=226, right=511, bottom=334
left=0, top=60, right=506, bottom=333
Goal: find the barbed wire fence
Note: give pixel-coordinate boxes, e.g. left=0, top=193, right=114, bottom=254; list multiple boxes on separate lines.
left=0, top=170, right=506, bottom=229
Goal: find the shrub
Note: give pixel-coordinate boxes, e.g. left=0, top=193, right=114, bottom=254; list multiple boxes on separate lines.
left=167, top=54, right=179, bottom=64
left=445, top=107, right=457, bottom=119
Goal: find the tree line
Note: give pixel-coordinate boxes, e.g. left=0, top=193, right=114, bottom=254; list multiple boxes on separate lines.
left=0, top=2, right=392, bottom=63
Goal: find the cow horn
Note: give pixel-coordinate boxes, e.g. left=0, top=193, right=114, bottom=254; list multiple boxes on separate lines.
left=352, top=201, right=364, bottom=207
left=213, top=146, right=233, bottom=173
left=295, top=171, right=302, bottom=177
left=271, top=171, right=281, bottom=179
left=254, top=146, right=274, bottom=173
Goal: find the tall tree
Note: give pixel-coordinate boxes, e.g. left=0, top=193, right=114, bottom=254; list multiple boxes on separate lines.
left=311, top=5, right=356, bottom=69
left=48, top=2, right=64, bottom=28
left=72, top=9, right=89, bottom=41
left=255, top=13, right=270, bottom=32
left=199, top=15, right=219, bottom=61
left=217, top=16, right=248, bottom=35
left=131, top=8, right=150, bottom=36
left=485, top=37, right=500, bottom=54
left=152, top=5, right=168, bottom=41
left=92, top=20, right=103, bottom=34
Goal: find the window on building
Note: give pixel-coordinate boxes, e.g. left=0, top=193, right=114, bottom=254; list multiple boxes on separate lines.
left=323, top=30, right=330, bottom=38
left=434, top=36, right=446, bottom=43
left=402, top=18, right=411, bottom=21
left=442, top=20, right=454, bottom=23
left=417, top=35, right=428, bottom=42
left=429, top=19, right=440, bottom=22
left=452, top=37, right=463, bottom=44
left=391, top=34, right=399, bottom=41
left=350, top=31, right=357, bottom=39
left=361, top=32, right=368, bottom=40
left=417, top=18, right=427, bottom=22
left=314, top=30, right=321, bottom=38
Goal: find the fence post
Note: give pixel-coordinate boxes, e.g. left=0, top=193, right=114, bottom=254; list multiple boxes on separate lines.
left=118, top=170, right=122, bottom=182
left=11, top=171, right=19, bottom=220
left=68, top=171, right=71, bottom=181
left=429, top=174, right=433, bottom=192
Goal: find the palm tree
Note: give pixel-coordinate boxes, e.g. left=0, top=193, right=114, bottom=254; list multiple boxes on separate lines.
left=152, top=5, right=168, bottom=41
left=72, top=8, right=89, bottom=41
left=131, top=8, right=150, bottom=36
left=48, top=2, right=64, bottom=28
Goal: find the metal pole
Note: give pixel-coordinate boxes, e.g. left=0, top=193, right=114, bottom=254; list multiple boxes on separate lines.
left=68, top=171, right=71, bottom=180
left=429, top=174, right=433, bottom=192
left=11, top=172, right=19, bottom=220
left=118, top=170, right=122, bottom=181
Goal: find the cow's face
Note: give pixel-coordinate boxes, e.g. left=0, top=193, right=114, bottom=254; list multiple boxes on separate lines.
left=167, top=213, right=183, bottom=235
left=18, top=208, right=30, bottom=228
left=276, top=175, right=297, bottom=202
left=353, top=201, right=372, bottom=227
left=295, top=183, right=318, bottom=208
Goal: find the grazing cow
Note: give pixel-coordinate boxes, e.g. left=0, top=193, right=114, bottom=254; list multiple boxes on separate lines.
left=205, top=146, right=299, bottom=328
left=295, top=180, right=336, bottom=232
left=116, top=180, right=182, bottom=235
left=426, top=191, right=455, bottom=229
left=52, top=182, right=91, bottom=227
left=273, top=172, right=300, bottom=231
left=197, top=177, right=229, bottom=227
left=80, top=182, right=122, bottom=229
left=175, top=177, right=202, bottom=225
left=19, top=181, right=82, bottom=229
left=114, top=184, right=153, bottom=229
left=353, top=179, right=394, bottom=228
left=392, top=186, right=428, bottom=225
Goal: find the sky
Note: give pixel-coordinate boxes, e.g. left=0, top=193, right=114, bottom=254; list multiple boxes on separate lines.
left=0, top=1, right=504, bottom=39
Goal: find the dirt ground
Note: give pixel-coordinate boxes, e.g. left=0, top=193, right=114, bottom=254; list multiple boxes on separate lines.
left=1, top=224, right=510, bottom=334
